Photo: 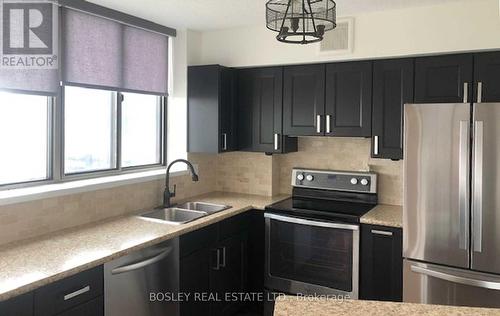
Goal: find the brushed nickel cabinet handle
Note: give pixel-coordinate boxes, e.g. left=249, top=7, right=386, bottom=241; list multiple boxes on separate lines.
left=373, top=136, right=379, bottom=156
left=316, top=115, right=322, bottom=134
left=212, top=248, right=221, bottom=270
left=371, top=229, right=392, bottom=236
left=463, top=82, right=469, bottom=103
left=64, top=285, right=90, bottom=301
left=326, top=115, right=331, bottom=134
left=222, top=133, right=228, bottom=151
left=477, top=82, right=483, bottom=103
left=274, top=133, right=280, bottom=151
left=220, top=247, right=226, bottom=268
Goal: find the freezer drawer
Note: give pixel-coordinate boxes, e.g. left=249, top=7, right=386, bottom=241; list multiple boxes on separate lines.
left=404, top=260, right=500, bottom=308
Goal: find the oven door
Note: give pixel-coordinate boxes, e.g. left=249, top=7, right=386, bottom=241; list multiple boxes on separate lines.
left=264, top=213, right=359, bottom=298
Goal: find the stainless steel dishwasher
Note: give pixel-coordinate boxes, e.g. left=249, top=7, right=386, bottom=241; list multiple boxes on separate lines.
left=104, top=238, right=179, bottom=316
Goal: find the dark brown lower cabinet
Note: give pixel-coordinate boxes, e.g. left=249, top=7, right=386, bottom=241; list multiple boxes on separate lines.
left=360, top=224, right=403, bottom=302
left=55, top=296, right=103, bottom=316
left=0, top=292, right=34, bottom=316
left=0, top=267, right=103, bottom=316
left=179, top=212, right=250, bottom=316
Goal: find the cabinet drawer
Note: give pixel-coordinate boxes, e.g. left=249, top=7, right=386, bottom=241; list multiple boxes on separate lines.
left=34, top=266, right=103, bottom=316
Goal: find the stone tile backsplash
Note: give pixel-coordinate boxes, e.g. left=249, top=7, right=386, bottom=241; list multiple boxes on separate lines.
left=276, top=137, right=403, bottom=205
left=0, top=138, right=403, bottom=246
left=0, top=153, right=218, bottom=246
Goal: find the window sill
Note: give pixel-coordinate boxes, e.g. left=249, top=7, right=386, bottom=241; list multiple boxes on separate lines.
left=0, top=168, right=191, bottom=206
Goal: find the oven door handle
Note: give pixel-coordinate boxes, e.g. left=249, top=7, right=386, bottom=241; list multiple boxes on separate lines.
left=264, top=213, right=359, bottom=231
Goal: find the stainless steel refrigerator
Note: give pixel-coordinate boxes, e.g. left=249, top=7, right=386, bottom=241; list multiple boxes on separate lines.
left=403, top=100, right=500, bottom=308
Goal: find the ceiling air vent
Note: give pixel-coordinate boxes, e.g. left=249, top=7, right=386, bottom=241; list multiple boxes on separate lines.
left=318, top=17, right=354, bottom=55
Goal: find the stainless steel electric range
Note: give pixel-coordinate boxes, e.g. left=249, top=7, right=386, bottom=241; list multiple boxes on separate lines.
left=264, top=168, right=378, bottom=299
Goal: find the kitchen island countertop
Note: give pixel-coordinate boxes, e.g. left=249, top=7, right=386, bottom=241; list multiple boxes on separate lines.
left=274, top=296, right=500, bottom=315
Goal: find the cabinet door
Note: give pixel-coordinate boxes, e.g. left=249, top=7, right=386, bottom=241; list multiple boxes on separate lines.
left=283, top=64, right=325, bottom=136
left=360, top=224, right=403, bottom=302
left=56, top=296, right=103, bottom=316
left=325, top=61, right=372, bottom=137
left=414, top=54, right=473, bottom=103
left=179, top=247, right=212, bottom=316
left=372, top=59, right=414, bottom=160
left=0, top=292, right=33, bottom=316
left=238, top=67, right=281, bottom=153
left=188, top=65, right=220, bottom=153
left=188, top=65, right=237, bottom=153
left=474, top=52, right=500, bottom=102
left=210, top=234, right=248, bottom=316
left=220, top=67, right=238, bottom=152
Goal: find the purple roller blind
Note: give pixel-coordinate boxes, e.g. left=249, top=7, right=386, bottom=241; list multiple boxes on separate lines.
left=0, top=69, right=59, bottom=95
left=123, top=26, right=168, bottom=94
left=62, top=8, right=168, bottom=95
left=62, top=9, right=122, bottom=89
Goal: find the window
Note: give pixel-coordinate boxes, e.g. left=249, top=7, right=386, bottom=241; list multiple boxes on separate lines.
left=0, top=4, right=173, bottom=189
left=0, top=91, right=51, bottom=186
left=64, top=86, right=117, bottom=174
left=62, top=86, right=164, bottom=177
left=121, top=93, right=162, bottom=168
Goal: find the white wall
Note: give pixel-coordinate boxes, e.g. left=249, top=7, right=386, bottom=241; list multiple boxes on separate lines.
left=167, top=29, right=189, bottom=170
left=195, top=0, right=500, bottom=67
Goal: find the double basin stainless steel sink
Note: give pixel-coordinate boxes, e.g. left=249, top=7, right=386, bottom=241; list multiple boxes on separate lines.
left=139, top=202, right=231, bottom=225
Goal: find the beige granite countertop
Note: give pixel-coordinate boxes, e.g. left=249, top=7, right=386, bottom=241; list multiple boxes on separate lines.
left=361, top=204, right=402, bottom=228
left=0, top=192, right=288, bottom=302
left=274, top=296, right=500, bottom=315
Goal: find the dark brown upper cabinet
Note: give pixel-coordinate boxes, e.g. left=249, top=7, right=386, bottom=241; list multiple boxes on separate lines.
left=372, top=58, right=414, bottom=160
left=283, top=64, right=326, bottom=136
left=474, top=52, right=500, bottom=103
left=237, top=67, right=297, bottom=153
left=188, top=65, right=237, bottom=154
left=414, top=54, right=473, bottom=103
left=325, top=61, right=373, bottom=137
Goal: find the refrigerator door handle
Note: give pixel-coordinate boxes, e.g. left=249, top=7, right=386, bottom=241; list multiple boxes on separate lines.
left=410, top=264, right=500, bottom=290
left=458, top=121, right=470, bottom=250
left=473, top=121, right=484, bottom=253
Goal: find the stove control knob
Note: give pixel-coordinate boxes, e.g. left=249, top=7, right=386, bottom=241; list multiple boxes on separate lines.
left=306, top=175, right=314, bottom=182
left=361, top=179, right=369, bottom=186
left=297, top=173, right=304, bottom=181
left=350, top=178, right=358, bottom=185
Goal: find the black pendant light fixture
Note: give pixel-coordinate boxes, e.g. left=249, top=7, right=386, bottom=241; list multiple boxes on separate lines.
left=266, top=0, right=336, bottom=44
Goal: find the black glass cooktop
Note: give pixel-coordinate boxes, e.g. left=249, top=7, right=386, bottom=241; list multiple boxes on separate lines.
left=265, top=190, right=377, bottom=224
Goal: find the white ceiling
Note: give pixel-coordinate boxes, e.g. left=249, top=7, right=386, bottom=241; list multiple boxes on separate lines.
left=89, top=0, right=467, bottom=31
